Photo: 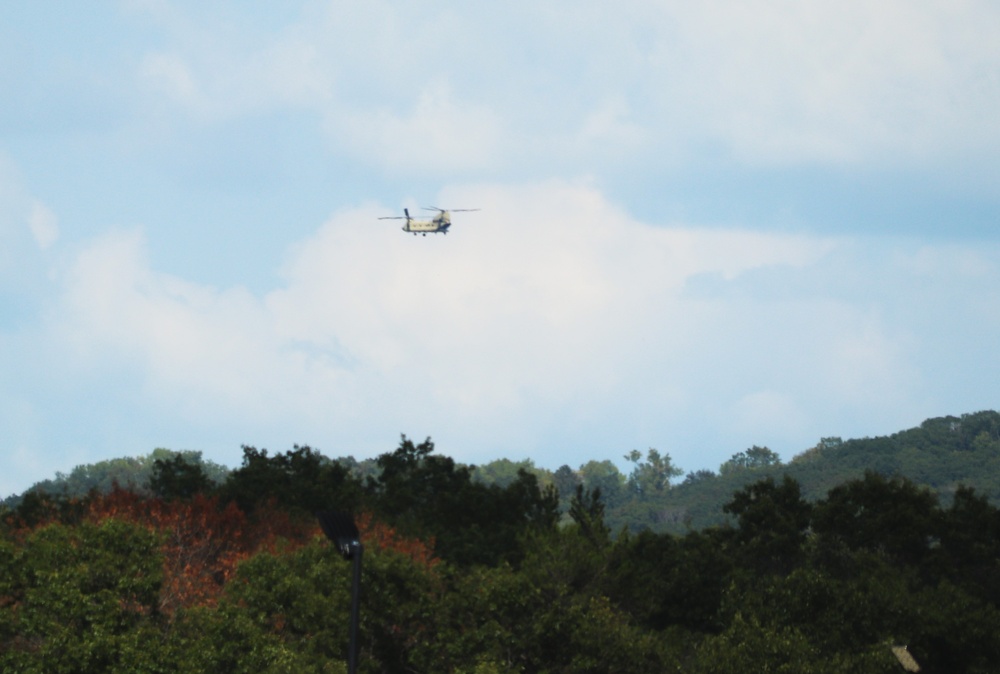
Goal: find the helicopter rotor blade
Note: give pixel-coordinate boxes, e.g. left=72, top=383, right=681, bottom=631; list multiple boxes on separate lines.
left=378, top=216, right=406, bottom=220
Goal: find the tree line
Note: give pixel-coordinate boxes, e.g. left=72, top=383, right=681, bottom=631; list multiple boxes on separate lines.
left=3, top=431, right=1000, bottom=672
left=11, top=411, right=999, bottom=537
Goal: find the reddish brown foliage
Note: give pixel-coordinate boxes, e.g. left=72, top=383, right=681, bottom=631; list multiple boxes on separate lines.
left=354, top=511, right=438, bottom=569
left=84, top=488, right=320, bottom=614
left=6, top=488, right=439, bottom=615
left=85, top=488, right=244, bottom=612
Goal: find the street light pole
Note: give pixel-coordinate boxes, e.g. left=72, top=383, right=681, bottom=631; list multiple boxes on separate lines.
left=317, top=511, right=363, bottom=674
left=346, top=540, right=362, bottom=674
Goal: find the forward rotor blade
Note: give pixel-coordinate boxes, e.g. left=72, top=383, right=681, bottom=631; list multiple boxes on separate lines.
left=378, top=216, right=406, bottom=220
left=450, top=209, right=480, bottom=212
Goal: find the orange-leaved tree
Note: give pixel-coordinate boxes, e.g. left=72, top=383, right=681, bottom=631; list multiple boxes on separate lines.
left=81, top=488, right=439, bottom=614
left=84, top=488, right=318, bottom=613
left=354, top=510, right=438, bottom=570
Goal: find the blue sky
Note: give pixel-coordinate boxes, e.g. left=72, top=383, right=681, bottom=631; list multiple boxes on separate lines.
left=2, top=1, right=999, bottom=497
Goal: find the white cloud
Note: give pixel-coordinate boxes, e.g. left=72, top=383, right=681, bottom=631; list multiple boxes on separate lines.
left=733, top=390, right=809, bottom=453
left=827, top=312, right=919, bottom=405
left=580, top=97, right=643, bottom=142
left=332, top=81, right=504, bottom=173
left=0, top=155, right=58, bottom=291
left=140, top=52, right=198, bottom=106
left=58, top=229, right=322, bottom=424
left=33, top=181, right=997, bottom=476
left=28, top=201, right=59, bottom=250
left=123, top=0, right=1000, bottom=174
left=264, top=181, right=833, bottom=426
left=641, top=0, right=1000, bottom=164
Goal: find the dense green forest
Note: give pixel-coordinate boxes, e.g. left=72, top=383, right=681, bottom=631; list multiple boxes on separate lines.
left=2, top=412, right=1000, bottom=671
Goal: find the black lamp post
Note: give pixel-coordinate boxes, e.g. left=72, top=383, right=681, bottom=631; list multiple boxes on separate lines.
left=317, top=511, right=363, bottom=674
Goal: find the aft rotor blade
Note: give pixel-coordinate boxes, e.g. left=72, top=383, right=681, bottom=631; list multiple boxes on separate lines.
left=378, top=216, right=406, bottom=220
left=450, top=209, right=480, bottom=212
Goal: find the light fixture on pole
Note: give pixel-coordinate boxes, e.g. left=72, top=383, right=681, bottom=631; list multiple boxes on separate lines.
left=317, top=511, right=363, bottom=674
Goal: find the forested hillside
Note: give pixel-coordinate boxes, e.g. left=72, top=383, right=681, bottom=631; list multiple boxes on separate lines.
left=9, top=410, right=1000, bottom=535
left=625, top=409, right=1000, bottom=533
left=3, top=424, right=1000, bottom=672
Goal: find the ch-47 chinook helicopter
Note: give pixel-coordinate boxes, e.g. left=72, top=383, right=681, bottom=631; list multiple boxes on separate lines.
left=378, top=207, right=479, bottom=236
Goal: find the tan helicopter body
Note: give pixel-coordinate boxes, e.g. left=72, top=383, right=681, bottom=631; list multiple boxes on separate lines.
left=378, top=207, right=479, bottom=235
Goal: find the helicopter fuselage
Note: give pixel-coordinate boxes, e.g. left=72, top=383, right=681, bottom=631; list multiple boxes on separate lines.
left=402, top=214, right=451, bottom=234
left=379, top=207, right=475, bottom=235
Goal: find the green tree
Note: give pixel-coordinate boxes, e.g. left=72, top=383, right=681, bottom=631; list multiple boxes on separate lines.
left=474, top=458, right=547, bottom=488
left=5, top=449, right=229, bottom=508
left=150, top=453, right=213, bottom=500
left=222, top=536, right=439, bottom=673
left=606, top=527, right=732, bottom=633
left=625, top=448, right=683, bottom=498
left=682, top=469, right=716, bottom=485
left=367, top=437, right=559, bottom=566
left=578, top=460, right=626, bottom=509
left=0, top=520, right=164, bottom=673
left=6, top=488, right=90, bottom=529
left=935, top=485, right=1000, bottom=605
left=551, top=465, right=581, bottom=511
left=719, top=445, right=782, bottom=475
left=723, top=475, right=812, bottom=575
left=812, top=472, right=940, bottom=568
left=151, top=603, right=314, bottom=673
left=219, top=444, right=362, bottom=516
left=440, top=541, right=678, bottom=673
left=568, top=484, right=610, bottom=545
left=689, top=611, right=895, bottom=674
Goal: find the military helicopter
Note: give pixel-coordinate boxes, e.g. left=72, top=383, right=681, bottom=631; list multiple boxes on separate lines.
left=378, top=207, right=479, bottom=236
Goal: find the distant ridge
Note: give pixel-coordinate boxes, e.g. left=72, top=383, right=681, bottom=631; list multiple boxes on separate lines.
left=5, top=411, right=998, bottom=535
left=629, top=410, right=1000, bottom=533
